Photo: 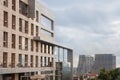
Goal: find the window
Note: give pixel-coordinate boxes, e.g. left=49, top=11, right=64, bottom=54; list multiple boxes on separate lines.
left=36, top=11, right=39, bottom=22
left=31, top=40, right=34, bottom=51
left=25, top=21, right=28, bottom=34
left=3, top=0, right=8, bottom=7
left=3, top=52, right=8, bottom=68
left=36, top=42, right=38, bottom=52
left=19, top=18, right=22, bottom=32
left=11, top=53, right=15, bottom=68
left=12, top=0, right=16, bottom=10
left=36, top=56, right=38, bottom=67
left=30, top=55, right=33, bottom=67
left=19, top=36, right=22, bottom=50
left=12, top=15, right=16, bottom=29
left=36, top=26, right=39, bottom=36
left=25, top=38, right=28, bottom=50
left=19, top=1, right=28, bottom=17
left=25, top=55, right=28, bottom=67
left=12, top=34, right=16, bottom=48
left=41, top=29, right=54, bottom=37
left=41, top=14, right=54, bottom=30
left=3, top=32, right=8, bottom=47
left=18, top=54, right=22, bottom=67
left=3, top=11, right=8, bottom=27
left=31, top=24, right=34, bottom=35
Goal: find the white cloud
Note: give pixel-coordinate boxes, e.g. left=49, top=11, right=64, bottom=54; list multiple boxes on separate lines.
left=42, top=0, right=120, bottom=67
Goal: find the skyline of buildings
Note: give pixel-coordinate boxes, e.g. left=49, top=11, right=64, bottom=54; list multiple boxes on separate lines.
left=77, top=55, right=94, bottom=75
left=93, top=54, right=116, bottom=73
left=77, top=54, right=116, bottom=75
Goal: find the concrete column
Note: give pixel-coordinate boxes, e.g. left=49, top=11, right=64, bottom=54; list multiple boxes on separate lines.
left=67, top=50, right=73, bottom=80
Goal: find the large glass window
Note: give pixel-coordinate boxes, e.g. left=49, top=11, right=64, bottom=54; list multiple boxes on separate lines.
left=19, top=1, right=28, bottom=17
left=41, top=14, right=54, bottom=30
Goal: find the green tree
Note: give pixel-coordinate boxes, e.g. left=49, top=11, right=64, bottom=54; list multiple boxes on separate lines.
left=98, top=68, right=109, bottom=80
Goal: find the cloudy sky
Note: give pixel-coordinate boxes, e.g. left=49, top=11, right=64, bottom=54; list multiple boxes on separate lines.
left=39, top=0, right=120, bottom=67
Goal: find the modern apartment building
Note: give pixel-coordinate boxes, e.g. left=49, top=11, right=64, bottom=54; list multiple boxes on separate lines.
left=77, top=55, right=94, bottom=75
left=93, top=54, right=116, bottom=73
left=0, top=0, right=73, bottom=80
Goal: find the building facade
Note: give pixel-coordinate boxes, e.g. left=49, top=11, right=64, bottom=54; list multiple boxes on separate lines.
left=93, top=54, right=116, bottom=73
left=0, top=0, right=73, bottom=80
left=77, top=55, right=94, bottom=75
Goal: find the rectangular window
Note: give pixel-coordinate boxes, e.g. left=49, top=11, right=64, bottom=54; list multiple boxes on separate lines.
left=11, top=53, right=15, bottom=68
left=36, top=11, right=39, bottom=22
left=19, top=1, right=28, bottom=17
left=18, top=54, right=22, bottom=67
left=25, top=55, right=28, bottom=67
left=36, top=56, right=38, bottom=67
left=3, top=52, right=8, bottom=68
left=19, top=36, right=22, bottom=50
left=41, top=14, right=54, bottom=30
left=19, top=18, right=22, bottom=32
left=25, top=38, right=28, bottom=50
left=3, top=32, right=8, bottom=47
left=12, top=0, right=16, bottom=10
left=36, top=26, right=38, bottom=36
left=3, top=0, right=8, bottom=7
left=30, top=55, right=33, bottom=67
left=25, top=21, right=28, bottom=34
left=31, top=40, right=34, bottom=51
left=12, top=34, right=16, bottom=48
left=3, top=11, right=8, bottom=27
left=31, top=24, right=34, bottom=35
left=12, top=15, right=16, bottom=29
left=36, top=42, right=38, bottom=52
